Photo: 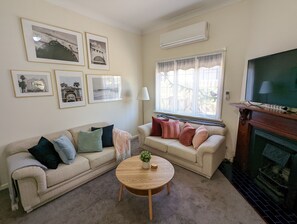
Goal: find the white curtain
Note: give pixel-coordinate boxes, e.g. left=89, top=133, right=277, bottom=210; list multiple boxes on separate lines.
left=197, top=53, right=222, bottom=68
left=176, top=58, right=195, bottom=70
left=158, top=61, right=174, bottom=73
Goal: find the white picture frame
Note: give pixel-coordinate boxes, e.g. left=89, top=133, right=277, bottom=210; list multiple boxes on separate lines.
left=21, top=18, right=85, bottom=66
left=87, top=75, right=121, bottom=103
left=11, top=70, right=53, bottom=97
left=86, top=33, right=110, bottom=70
left=55, top=70, right=86, bottom=108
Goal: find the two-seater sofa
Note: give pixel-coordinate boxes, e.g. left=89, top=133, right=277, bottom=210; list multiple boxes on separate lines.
left=138, top=121, right=226, bottom=179
left=5, top=122, right=131, bottom=213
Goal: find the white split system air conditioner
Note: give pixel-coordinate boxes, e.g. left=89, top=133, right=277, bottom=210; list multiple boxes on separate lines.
left=160, top=21, right=209, bottom=49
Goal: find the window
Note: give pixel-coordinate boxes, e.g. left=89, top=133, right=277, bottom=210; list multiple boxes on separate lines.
left=155, top=52, right=225, bottom=120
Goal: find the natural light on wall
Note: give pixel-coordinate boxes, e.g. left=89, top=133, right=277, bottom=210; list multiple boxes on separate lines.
left=155, top=51, right=225, bottom=120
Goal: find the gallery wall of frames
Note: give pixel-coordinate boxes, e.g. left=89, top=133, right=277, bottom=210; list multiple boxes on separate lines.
left=12, top=18, right=121, bottom=109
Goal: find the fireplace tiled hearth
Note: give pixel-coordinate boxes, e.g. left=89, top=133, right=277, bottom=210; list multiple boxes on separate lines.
left=219, top=162, right=297, bottom=224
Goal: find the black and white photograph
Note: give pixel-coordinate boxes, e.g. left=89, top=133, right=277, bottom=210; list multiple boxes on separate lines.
left=87, top=75, right=121, bottom=103
left=55, top=70, right=86, bottom=108
left=86, top=33, right=109, bottom=70
left=11, top=70, right=53, bottom=97
left=21, top=18, right=84, bottom=65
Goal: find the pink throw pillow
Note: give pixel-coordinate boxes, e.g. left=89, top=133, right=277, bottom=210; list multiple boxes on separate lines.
left=192, top=125, right=209, bottom=149
left=160, top=120, right=180, bottom=139
left=150, top=117, right=169, bottom=136
left=179, top=123, right=196, bottom=146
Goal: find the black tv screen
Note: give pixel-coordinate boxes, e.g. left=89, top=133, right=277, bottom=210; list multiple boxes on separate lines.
left=245, top=48, right=297, bottom=108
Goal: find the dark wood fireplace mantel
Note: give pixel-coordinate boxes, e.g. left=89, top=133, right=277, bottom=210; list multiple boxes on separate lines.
left=232, top=103, right=297, bottom=171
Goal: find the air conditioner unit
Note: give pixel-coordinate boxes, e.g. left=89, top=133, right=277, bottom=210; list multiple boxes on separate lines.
left=160, top=21, right=209, bottom=49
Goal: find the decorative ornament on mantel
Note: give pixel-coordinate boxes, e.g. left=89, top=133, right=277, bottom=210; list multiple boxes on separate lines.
left=140, top=150, right=151, bottom=169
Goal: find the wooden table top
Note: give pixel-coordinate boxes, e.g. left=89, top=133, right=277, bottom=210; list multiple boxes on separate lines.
left=116, top=155, right=174, bottom=190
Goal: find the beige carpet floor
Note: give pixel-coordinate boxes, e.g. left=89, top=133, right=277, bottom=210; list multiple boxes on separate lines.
left=0, top=139, right=265, bottom=224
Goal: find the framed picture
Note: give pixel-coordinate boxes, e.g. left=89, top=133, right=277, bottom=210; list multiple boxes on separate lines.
left=87, top=75, right=121, bottom=103
left=55, top=70, right=86, bottom=108
left=21, top=18, right=84, bottom=66
left=86, top=33, right=109, bottom=70
left=11, top=70, right=53, bottom=97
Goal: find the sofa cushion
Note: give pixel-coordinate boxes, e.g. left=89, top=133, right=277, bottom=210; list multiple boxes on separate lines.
left=91, top=124, right=114, bottom=147
left=151, top=117, right=169, bottom=136
left=167, top=141, right=198, bottom=163
left=79, top=147, right=115, bottom=169
left=160, top=120, right=180, bottom=139
left=179, top=123, right=196, bottom=146
left=78, top=129, right=103, bottom=153
left=53, top=135, right=76, bottom=165
left=144, top=136, right=176, bottom=153
left=46, top=155, right=90, bottom=187
left=28, top=137, right=61, bottom=169
left=192, top=126, right=209, bottom=149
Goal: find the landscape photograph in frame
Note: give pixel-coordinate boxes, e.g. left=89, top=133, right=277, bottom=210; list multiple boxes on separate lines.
left=11, top=70, right=53, bottom=97
left=87, top=75, right=121, bottom=103
left=21, top=18, right=84, bottom=65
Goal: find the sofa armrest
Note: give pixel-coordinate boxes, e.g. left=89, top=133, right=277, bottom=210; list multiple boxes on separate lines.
left=137, top=123, right=152, bottom=146
left=196, top=135, right=226, bottom=166
left=12, top=166, right=47, bottom=193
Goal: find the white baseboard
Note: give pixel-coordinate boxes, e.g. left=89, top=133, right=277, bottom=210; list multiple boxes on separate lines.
left=0, top=183, right=8, bottom=191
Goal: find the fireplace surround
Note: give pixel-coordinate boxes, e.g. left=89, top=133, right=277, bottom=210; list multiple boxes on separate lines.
left=233, top=103, right=297, bottom=211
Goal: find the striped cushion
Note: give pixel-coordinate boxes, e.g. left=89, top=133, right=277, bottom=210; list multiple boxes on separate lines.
left=160, top=120, right=180, bottom=139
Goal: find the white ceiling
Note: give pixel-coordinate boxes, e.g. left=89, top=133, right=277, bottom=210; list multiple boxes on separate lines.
left=45, top=0, right=241, bottom=34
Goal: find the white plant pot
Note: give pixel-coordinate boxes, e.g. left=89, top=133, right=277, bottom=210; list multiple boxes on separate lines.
left=142, top=161, right=150, bottom=169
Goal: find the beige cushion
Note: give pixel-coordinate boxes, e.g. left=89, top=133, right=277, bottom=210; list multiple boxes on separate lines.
left=79, top=147, right=115, bottom=169
left=144, top=136, right=176, bottom=152
left=46, top=155, right=90, bottom=187
left=167, top=141, right=197, bottom=163
left=192, top=126, right=209, bottom=149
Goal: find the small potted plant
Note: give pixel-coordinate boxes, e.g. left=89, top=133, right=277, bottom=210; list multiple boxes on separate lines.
left=140, top=150, right=151, bottom=169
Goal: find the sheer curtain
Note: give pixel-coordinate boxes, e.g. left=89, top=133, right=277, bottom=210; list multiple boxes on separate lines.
left=156, top=52, right=224, bottom=120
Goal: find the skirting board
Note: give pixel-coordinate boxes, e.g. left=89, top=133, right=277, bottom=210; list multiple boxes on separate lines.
left=0, top=183, right=8, bottom=191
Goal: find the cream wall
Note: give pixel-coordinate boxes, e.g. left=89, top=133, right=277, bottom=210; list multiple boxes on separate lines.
left=0, top=0, right=142, bottom=187
left=142, top=1, right=250, bottom=160
left=142, top=0, right=297, bottom=161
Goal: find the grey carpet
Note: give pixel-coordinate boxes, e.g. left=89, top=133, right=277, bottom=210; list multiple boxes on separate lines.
left=0, top=139, right=265, bottom=224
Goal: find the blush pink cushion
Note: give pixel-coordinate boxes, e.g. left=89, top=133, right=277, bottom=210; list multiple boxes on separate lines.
left=179, top=123, right=196, bottom=146
left=192, top=125, right=209, bottom=149
left=160, top=120, right=180, bottom=139
left=151, top=117, right=169, bottom=136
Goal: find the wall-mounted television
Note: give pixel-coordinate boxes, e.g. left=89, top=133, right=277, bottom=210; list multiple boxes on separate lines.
left=245, top=48, right=297, bottom=108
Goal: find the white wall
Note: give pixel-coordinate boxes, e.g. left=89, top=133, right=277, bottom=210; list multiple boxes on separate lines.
left=0, top=0, right=142, bottom=187
left=142, top=0, right=297, bottom=162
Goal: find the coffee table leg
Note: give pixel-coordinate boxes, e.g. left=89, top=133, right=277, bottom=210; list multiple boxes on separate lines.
left=148, top=189, right=153, bottom=220
left=119, top=184, right=124, bottom=201
left=167, top=182, right=170, bottom=195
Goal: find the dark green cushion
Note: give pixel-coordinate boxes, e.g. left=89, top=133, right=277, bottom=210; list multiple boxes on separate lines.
left=28, top=137, right=61, bottom=169
left=91, top=124, right=114, bottom=147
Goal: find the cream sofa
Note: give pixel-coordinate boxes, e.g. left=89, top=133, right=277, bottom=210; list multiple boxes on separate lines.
left=138, top=122, right=226, bottom=179
left=5, top=122, right=131, bottom=213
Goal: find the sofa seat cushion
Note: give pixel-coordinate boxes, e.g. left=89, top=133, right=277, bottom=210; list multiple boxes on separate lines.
left=46, top=155, right=90, bottom=187
left=167, top=141, right=198, bottom=163
left=144, top=136, right=176, bottom=152
left=79, top=147, right=115, bottom=169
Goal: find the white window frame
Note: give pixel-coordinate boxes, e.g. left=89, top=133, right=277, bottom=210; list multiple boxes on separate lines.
left=155, top=50, right=226, bottom=121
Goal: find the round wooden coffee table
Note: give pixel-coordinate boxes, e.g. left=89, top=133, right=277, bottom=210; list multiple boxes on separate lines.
left=116, top=155, right=174, bottom=220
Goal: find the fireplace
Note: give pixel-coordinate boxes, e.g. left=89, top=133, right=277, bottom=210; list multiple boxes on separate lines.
left=249, top=128, right=297, bottom=208
left=232, top=103, right=297, bottom=211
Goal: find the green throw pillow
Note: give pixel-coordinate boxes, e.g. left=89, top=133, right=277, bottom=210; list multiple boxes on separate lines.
left=78, top=128, right=103, bottom=153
